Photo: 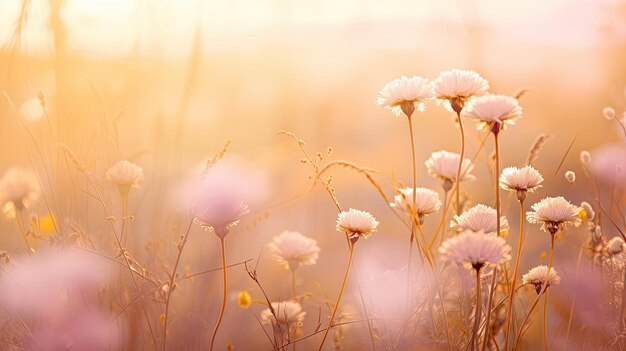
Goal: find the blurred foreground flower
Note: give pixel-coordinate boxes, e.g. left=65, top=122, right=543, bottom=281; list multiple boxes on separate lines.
left=267, top=231, right=320, bottom=271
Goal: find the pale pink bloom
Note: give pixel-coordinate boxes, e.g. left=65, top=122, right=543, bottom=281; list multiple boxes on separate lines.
left=376, top=76, right=434, bottom=116
left=106, top=160, right=144, bottom=189
left=267, top=231, right=320, bottom=271
left=606, top=236, right=625, bottom=255
left=27, top=313, right=114, bottom=351
left=461, top=94, right=523, bottom=132
left=0, top=167, right=41, bottom=218
left=192, top=158, right=267, bottom=238
left=390, top=187, right=441, bottom=217
left=522, top=265, right=561, bottom=294
left=499, top=165, right=544, bottom=192
left=451, top=204, right=509, bottom=235
left=261, top=301, right=306, bottom=328
left=432, top=69, right=489, bottom=102
left=588, top=144, right=626, bottom=186
left=336, top=208, right=379, bottom=242
left=425, top=150, right=475, bottom=184
left=439, top=230, right=511, bottom=269
left=526, top=196, right=582, bottom=234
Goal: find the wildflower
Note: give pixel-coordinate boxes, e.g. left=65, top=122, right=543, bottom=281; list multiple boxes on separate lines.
left=461, top=94, right=523, bottom=134
left=336, top=208, right=379, bottom=244
left=18, top=97, right=45, bottom=122
left=432, top=69, right=489, bottom=113
left=376, top=76, right=434, bottom=117
left=580, top=150, right=591, bottom=165
left=606, top=236, right=625, bottom=255
left=0, top=167, right=41, bottom=218
left=266, top=231, right=320, bottom=271
left=522, top=265, right=561, bottom=294
left=194, top=198, right=249, bottom=238
left=439, top=230, right=511, bottom=270
left=261, top=301, right=306, bottom=328
left=425, top=150, right=475, bottom=189
left=603, top=107, right=616, bottom=120
left=106, top=160, right=144, bottom=193
left=499, top=165, right=544, bottom=201
left=565, top=171, right=576, bottom=183
left=390, top=187, right=441, bottom=219
left=526, top=197, right=582, bottom=235
left=451, top=204, right=509, bottom=235
left=238, top=290, right=252, bottom=308
left=580, top=201, right=595, bottom=222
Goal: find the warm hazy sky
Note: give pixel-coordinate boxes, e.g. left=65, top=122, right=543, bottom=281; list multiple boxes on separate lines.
left=0, top=0, right=624, bottom=58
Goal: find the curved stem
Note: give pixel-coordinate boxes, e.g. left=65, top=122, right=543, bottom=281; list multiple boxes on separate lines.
left=455, top=110, right=466, bottom=215
left=505, top=199, right=525, bottom=350
left=210, top=237, right=228, bottom=351
left=318, top=243, right=354, bottom=351
left=470, top=269, right=483, bottom=351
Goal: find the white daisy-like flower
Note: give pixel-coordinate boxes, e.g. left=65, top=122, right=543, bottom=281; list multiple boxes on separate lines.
left=606, top=236, right=625, bottom=255
left=432, top=69, right=489, bottom=111
left=390, top=187, right=441, bottom=218
left=336, top=208, right=379, bottom=243
left=425, top=150, right=476, bottom=185
left=106, top=160, right=144, bottom=190
left=266, top=231, right=320, bottom=271
left=0, top=167, right=41, bottom=218
left=526, top=196, right=582, bottom=235
left=451, top=204, right=509, bottom=235
left=461, top=94, right=523, bottom=133
left=499, top=165, right=544, bottom=193
left=522, top=265, right=561, bottom=294
left=261, top=301, right=306, bottom=328
left=439, top=230, right=511, bottom=270
left=194, top=199, right=249, bottom=238
left=376, top=76, right=434, bottom=117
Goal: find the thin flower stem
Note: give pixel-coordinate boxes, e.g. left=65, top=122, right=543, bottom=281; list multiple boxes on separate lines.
left=471, top=269, right=483, bottom=351
left=480, top=131, right=501, bottom=351
left=513, top=290, right=545, bottom=351
left=505, top=199, right=525, bottom=350
left=542, top=235, right=555, bottom=351
left=455, top=110, right=466, bottom=215
left=291, top=269, right=297, bottom=298
left=563, top=240, right=584, bottom=350
left=15, top=208, right=34, bottom=256
left=210, top=237, right=228, bottom=351
left=406, top=115, right=418, bottom=338
left=161, top=218, right=194, bottom=351
left=318, top=243, right=354, bottom=351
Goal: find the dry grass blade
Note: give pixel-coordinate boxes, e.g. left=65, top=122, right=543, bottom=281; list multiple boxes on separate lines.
left=526, top=134, right=553, bottom=166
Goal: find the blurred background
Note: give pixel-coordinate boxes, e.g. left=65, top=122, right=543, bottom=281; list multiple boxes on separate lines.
left=0, top=0, right=625, bottom=349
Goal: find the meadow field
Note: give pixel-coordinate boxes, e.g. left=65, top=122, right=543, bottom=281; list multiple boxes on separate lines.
left=0, top=0, right=625, bottom=350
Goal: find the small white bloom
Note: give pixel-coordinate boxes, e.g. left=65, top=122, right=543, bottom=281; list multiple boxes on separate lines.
left=603, top=107, right=616, bottom=120
left=390, top=187, right=441, bottom=218
left=526, top=197, right=582, bottom=235
left=376, top=76, right=434, bottom=116
left=336, top=208, right=379, bottom=242
left=261, top=301, right=306, bottom=328
left=580, top=201, right=595, bottom=222
left=432, top=69, right=489, bottom=105
left=499, top=165, right=544, bottom=193
left=564, top=171, right=576, bottom=183
left=18, top=98, right=45, bottom=122
left=522, top=265, right=561, bottom=294
left=106, top=160, right=144, bottom=189
left=580, top=151, right=591, bottom=165
left=0, top=167, right=41, bottom=218
left=266, top=231, right=320, bottom=271
left=439, top=230, right=511, bottom=269
left=451, top=204, right=509, bottom=235
left=606, top=236, right=625, bottom=255
left=461, top=94, right=523, bottom=133
left=425, top=150, right=476, bottom=184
